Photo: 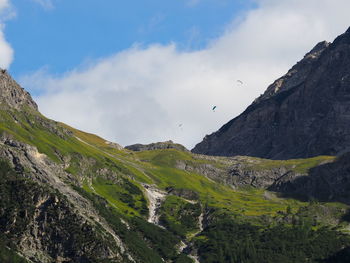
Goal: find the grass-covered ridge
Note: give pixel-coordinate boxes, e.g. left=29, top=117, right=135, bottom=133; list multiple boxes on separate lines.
left=132, top=149, right=339, bottom=219
left=231, top=155, right=335, bottom=174
left=1, top=107, right=350, bottom=262
left=0, top=108, right=345, bottom=222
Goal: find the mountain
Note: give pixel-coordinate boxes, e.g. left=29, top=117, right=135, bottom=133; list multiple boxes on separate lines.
left=192, top=27, right=350, bottom=160
left=0, top=69, right=38, bottom=111
left=2, top=33, right=350, bottom=262
left=125, top=140, right=188, bottom=152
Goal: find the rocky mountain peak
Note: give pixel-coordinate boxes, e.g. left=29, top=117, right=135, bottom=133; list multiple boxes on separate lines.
left=0, top=69, right=38, bottom=111
left=304, top=40, right=330, bottom=58
left=307, top=40, right=330, bottom=54
left=192, top=27, right=350, bottom=159
left=253, top=40, right=329, bottom=104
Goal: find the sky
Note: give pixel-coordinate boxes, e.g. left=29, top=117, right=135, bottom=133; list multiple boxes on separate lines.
left=0, top=0, right=349, bottom=149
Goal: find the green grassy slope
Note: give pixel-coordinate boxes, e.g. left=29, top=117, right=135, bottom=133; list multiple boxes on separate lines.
left=1, top=108, right=349, bottom=262
left=0, top=108, right=344, bottom=221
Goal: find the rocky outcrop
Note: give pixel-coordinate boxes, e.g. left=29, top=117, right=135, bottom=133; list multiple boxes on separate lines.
left=126, top=140, right=188, bottom=152
left=105, top=140, right=123, bottom=150
left=0, top=69, right=38, bottom=111
left=174, top=155, right=310, bottom=190
left=175, top=159, right=228, bottom=184
left=193, top=27, right=350, bottom=159
left=208, top=153, right=350, bottom=204
left=0, top=134, right=131, bottom=262
left=1, top=185, right=120, bottom=263
left=228, top=162, right=303, bottom=189
left=272, top=153, right=350, bottom=203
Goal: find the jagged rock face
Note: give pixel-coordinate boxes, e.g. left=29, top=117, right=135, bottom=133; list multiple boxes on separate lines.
left=193, top=28, right=350, bottom=159
left=228, top=162, right=303, bottom=189
left=272, top=153, right=350, bottom=203
left=0, top=70, right=38, bottom=111
left=126, top=140, right=188, bottom=152
left=0, top=135, right=125, bottom=262
left=0, top=182, right=117, bottom=263
left=215, top=153, right=350, bottom=204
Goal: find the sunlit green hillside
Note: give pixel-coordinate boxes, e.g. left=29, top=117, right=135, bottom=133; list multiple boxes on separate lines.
left=1, top=108, right=349, bottom=263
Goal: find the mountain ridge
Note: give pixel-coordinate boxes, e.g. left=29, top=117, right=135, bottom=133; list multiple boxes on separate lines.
left=192, top=27, right=350, bottom=160
left=0, top=69, right=38, bottom=111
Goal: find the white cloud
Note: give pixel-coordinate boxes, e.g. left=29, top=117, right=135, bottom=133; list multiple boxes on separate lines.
left=22, top=0, right=350, bottom=149
left=31, top=0, right=54, bottom=9
left=0, top=0, right=10, bottom=10
left=0, top=0, right=14, bottom=69
left=0, top=29, right=13, bottom=68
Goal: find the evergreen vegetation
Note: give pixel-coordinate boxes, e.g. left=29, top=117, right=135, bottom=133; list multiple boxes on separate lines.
left=74, top=186, right=193, bottom=263
left=195, top=217, right=350, bottom=263
left=159, top=195, right=201, bottom=237
left=0, top=162, right=29, bottom=263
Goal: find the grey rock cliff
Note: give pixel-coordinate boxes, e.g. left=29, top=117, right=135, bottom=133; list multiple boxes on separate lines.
left=0, top=134, right=128, bottom=262
left=272, top=153, right=350, bottom=203
left=193, top=27, right=350, bottom=159
left=0, top=69, right=38, bottom=111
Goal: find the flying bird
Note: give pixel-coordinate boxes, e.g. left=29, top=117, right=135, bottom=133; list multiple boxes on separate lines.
left=237, top=80, right=243, bottom=85
left=212, top=106, right=217, bottom=111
